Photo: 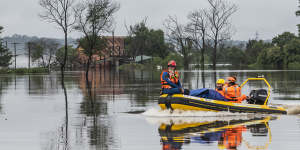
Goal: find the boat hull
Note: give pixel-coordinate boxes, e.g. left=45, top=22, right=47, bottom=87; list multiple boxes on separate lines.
left=159, top=94, right=287, bottom=114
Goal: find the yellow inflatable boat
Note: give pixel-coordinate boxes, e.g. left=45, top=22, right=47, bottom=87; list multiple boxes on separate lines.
left=159, top=78, right=287, bottom=114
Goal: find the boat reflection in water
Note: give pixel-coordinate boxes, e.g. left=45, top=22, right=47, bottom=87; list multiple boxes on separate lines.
left=158, top=116, right=276, bottom=150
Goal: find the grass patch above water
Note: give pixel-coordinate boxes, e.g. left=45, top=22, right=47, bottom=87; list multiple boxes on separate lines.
left=118, top=63, right=146, bottom=70
left=0, top=68, right=49, bottom=74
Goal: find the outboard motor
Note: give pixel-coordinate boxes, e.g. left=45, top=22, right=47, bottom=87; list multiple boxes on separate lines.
left=247, top=89, right=268, bottom=105
left=247, top=123, right=268, bottom=136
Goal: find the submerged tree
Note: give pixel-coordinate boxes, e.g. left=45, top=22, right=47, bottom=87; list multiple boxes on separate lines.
left=245, top=40, right=272, bottom=64
left=257, top=46, right=285, bottom=68
left=164, top=15, right=192, bottom=69
left=0, top=26, right=12, bottom=67
left=74, top=0, right=119, bottom=78
left=205, top=0, right=237, bottom=69
left=39, top=0, right=76, bottom=75
left=186, top=9, right=209, bottom=70
left=296, top=0, right=300, bottom=36
left=55, top=45, right=79, bottom=69
left=30, top=39, right=59, bottom=70
left=284, top=38, right=300, bottom=67
left=125, top=21, right=149, bottom=62
left=125, top=21, right=169, bottom=62
left=272, top=32, right=297, bottom=50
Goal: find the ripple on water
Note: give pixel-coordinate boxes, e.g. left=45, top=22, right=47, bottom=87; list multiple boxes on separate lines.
left=142, top=108, right=275, bottom=125
left=142, top=107, right=250, bottom=117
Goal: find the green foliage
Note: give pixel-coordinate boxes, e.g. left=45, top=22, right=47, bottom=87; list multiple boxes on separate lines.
left=118, top=63, right=145, bottom=70
left=161, top=53, right=184, bottom=69
left=0, top=68, right=48, bottom=74
left=272, top=32, right=297, bottom=49
left=78, top=36, right=107, bottom=57
left=125, top=22, right=170, bottom=61
left=267, top=46, right=285, bottom=68
left=224, top=46, right=247, bottom=65
left=257, top=46, right=285, bottom=68
left=29, top=39, right=59, bottom=68
left=284, top=38, right=300, bottom=55
left=255, top=32, right=300, bottom=68
left=296, top=0, right=300, bottom=36
left=147, top=29, right=170, bottom=59
left=118, top=52, right=183, bottom=70
left=31, top=43, right=44, bottom=62
left=284, top=38, right=300, bottom=66
left=245, top=40, right=272, bottom=64
left=0, top=27, right=12, bottom=67
left=56, top=46, right=78, bottom=67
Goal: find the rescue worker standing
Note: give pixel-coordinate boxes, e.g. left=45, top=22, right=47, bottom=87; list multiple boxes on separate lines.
left=161, top=60, right=185, bottom=95
left=223, top=77, right=247, bottom=103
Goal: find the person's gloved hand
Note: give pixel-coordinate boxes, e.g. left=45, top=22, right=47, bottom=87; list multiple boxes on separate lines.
left=180, top=88, right=184, bottom=94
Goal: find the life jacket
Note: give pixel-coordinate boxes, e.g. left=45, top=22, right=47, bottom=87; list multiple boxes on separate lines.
left=160, top=70, right=179, bottom=89
left=216, top=87, right=225, bottom=96
left=223, top=84, right=244, bottom=102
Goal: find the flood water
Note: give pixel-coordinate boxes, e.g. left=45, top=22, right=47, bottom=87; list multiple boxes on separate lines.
left=1, top=68, right=300, bottom=150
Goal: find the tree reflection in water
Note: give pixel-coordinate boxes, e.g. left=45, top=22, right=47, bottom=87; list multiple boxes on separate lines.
left=34, top=68, right=300, bottom=150
left=0, top=75, right=13, bottom=113
left=79, top=69, right=113, bottom=149
left=61, top=72, right=69, bottom=150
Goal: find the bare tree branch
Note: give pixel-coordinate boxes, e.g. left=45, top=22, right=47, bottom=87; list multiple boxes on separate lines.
left=205, top=0, right=237, bottom=69
left=74, top=0, right=119, bottom=78
left=164, top=15, right=191, bottom=68
left=186, top=9, right=209, bottom=70
left=39, top=0, right=77, bottom=72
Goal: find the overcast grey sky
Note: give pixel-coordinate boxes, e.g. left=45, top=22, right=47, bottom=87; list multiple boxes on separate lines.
left=0, top=0, right=299, bottom=40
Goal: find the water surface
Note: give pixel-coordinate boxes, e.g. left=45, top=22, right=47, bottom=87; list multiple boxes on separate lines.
left=0, top=69, right=300, bottom=150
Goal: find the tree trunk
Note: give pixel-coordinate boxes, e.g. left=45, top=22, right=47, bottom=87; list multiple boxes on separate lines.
left=86, top=55, right=92, bottom=80
left=180, top=39, right=189, bottom=69
left=63, top=30, right=68, bottom=73
left=201, top=34, right=205, bottom=70
left=213, top=39, right=217, bottom=70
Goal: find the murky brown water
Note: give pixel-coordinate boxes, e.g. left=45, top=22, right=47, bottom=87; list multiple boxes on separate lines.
left=0, top=68, right=300, bottom=150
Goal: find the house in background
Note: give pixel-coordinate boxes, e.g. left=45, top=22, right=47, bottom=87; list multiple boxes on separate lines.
left=77, top=36, right=128, bottom=68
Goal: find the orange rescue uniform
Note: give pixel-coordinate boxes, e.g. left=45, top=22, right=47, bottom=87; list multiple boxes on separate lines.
left=160, top=70, right=179, bottom=89
left=223, top=84, right=247, bottom=103
left=216, top=88, right=225, bottom=97
left=221, top=126, right=247, bottom=150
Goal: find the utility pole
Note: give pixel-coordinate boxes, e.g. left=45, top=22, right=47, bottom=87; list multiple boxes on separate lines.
left=112, top=31, right=115, bottom=66
left=28, top=42, right=31, bottom=69
left=112, top=31, right=115, bottom=55
left=11, top=42, right=20, bottom=70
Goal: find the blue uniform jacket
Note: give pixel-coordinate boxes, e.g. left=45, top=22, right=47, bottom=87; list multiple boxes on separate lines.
left=162, top=71, right=182, bottom=88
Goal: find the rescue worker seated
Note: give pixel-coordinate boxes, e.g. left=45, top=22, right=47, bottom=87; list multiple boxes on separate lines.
left=189, top=78, right=227, bottom=101
left=216, top=79, right=225, bottom=96
left=222, top=76, right=247, bottom=103
left=161, top=60, right=188, bottom=95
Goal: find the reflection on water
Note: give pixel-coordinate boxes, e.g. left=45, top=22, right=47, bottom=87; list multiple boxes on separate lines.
left=158, top=116, right=275, bottom=150
left=2, top=68, right=300, bottom=149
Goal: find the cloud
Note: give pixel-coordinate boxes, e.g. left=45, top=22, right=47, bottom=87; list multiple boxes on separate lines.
left=0, top=0, right=298, bottom=40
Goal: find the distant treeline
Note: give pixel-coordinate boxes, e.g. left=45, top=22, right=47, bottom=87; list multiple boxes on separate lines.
left=124, top=21, right=300, bottom=69
left=124, top=0, right=300, bottom=69
left=1, top=0, right=300, bottom=71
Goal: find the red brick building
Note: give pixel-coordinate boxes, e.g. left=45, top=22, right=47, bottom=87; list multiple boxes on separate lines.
left=77, top=36, right=126, bottom=66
